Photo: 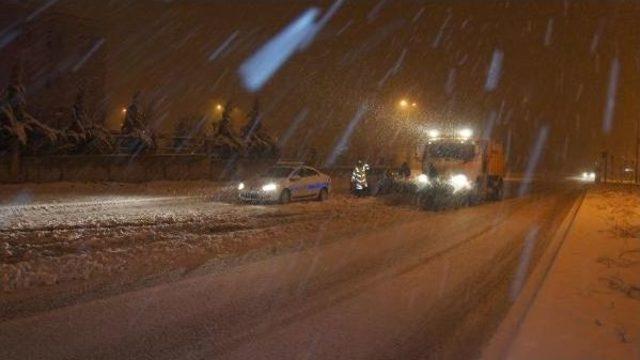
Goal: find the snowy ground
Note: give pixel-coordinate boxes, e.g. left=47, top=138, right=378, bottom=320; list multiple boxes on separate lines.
left=0, top=181, right=427, bottom=318
left=499, top=184, right=640, bottom=359
left=0, top=180, right=587, bottom=359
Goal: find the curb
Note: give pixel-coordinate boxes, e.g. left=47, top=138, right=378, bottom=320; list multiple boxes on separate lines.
left=482, top=190, right=586, bottom=359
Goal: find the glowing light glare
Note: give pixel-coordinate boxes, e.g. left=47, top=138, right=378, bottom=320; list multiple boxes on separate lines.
left=324, top=103, right=368, bottom=167
left=238, top=8, right=321, bottom=92
left=238, top=0, right=344, bottom=91
left=209, top=31, right=239, bottom=61
left=73, top=38, right=105, bottom=72
left=581, top=172, right=596, bottom=182
left=399, top=99, right=409, bottom=108
left=485, top=48, right=503, bottom=91
left=518, top=126, right=549, bottom=196
left=262, top=183, right=278, bottom=192
left=458, top=128, right=473, bottom=139
left=215, top=104, right=223, bottom=111
left=121, top=108, right=127, bottom=114
left=544, top=18, right=554, bottom=46
left=411, top=102, right=417, bottom=107
left=26, top=0, right=59, bottom=22
left=278, top=108, right=309, bottom=147
left=237, top=182, right=245, bottom=190
left=427, top=129, right=440, bottom=138
left=509, top=226, right=540, bottom=300
left=602, top=57, right=620, bottom=133
left=449, top=174, right=472, bottom=193
left=417, top=174, right=429, bottom=184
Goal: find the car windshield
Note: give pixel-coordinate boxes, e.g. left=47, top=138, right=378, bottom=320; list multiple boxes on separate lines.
left=426, top=142, right=475, bottom=161
left=262, top=167, right=294, bottom=178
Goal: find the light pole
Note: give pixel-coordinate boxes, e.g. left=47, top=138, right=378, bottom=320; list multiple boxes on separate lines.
left=396, top=99, right=418, bottom=166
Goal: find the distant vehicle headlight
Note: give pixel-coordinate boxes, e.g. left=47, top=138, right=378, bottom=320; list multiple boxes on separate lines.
left=262, top=183, right=278, bottom=192
left=417, top=174, right=429, bottom=184
left=237, top=182, right=245, bottom=190
left=449, top=174, right=472, bottom=193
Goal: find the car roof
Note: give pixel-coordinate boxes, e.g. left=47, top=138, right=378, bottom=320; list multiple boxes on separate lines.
left=266, top=165, right=323, bottom=175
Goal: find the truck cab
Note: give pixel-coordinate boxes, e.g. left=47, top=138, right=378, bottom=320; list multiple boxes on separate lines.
left=420, top=129, right=505, bottom=201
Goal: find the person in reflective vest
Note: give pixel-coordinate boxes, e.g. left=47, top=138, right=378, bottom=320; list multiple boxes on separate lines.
left=351, top=160, right=370, bottom=196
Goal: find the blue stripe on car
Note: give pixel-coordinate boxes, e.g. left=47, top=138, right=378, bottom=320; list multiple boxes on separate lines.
left=307, top=182, right=328, bottom=190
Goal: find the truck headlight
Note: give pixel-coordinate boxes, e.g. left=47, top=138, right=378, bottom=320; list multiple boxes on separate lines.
left=262, top=183, right=278, bottom=192
left=417, top=174, right=429, bottom=184
left=237, top=182, right=245, bottom=190
left=449, top=174, right=472, bottom=193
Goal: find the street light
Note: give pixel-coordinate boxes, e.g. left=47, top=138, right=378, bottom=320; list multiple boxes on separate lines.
left=215, top=104, right=223, bottom=111
left=399, top=99, right=409, bottom=108
left=121, top=107, right=127, bottom=114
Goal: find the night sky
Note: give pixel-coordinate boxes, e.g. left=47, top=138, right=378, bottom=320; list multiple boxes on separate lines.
left=12, top=0, right=640, bottom=172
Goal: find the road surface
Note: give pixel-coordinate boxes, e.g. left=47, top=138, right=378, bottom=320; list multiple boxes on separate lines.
left=0, top=181, right=584, bottom=359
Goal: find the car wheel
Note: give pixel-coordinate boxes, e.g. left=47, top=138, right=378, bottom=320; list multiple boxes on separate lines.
left=318, top=188, right=329, bottom=201
left=279, top=189, right=291, bottom=204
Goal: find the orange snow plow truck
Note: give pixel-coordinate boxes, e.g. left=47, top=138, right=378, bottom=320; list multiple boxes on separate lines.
left=412, top=128, right=506, bottom=208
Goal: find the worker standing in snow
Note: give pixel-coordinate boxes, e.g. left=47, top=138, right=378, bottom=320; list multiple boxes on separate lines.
left=351, top=160, right=370, bottom=197
left=398, top=161, right=411, bottom=179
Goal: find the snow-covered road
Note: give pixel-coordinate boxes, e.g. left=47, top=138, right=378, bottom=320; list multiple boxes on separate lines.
left=0, top=181, right=585, bottom=359
left=0, top=181, right=427, bottom=317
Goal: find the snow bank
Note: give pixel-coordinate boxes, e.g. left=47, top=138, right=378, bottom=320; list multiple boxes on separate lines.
left=0, top=183, right=423, bottom=295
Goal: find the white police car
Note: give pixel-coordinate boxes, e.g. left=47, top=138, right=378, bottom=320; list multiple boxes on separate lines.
left=237, top=163, right=331, bottom=204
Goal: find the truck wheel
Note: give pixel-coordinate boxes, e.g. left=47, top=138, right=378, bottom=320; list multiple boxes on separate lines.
left=492, top=179, right=504, bottom=201
left=279, top=189, right=291, bottom=204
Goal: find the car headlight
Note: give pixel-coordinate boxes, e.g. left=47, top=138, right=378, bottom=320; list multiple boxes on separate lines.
left=262, top=183, right=278, bottom=192
left=417, top=174, right=429, bottom=184
left=237, top=182, right=245, bottom=190
left=449, top=174, right=472, bottom=193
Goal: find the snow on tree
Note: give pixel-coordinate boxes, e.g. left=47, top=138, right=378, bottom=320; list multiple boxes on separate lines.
left=0, top=64, right=60, bottom=156
left=63, top=90, right=114, bottom=154
left=119, top=91, right=156, bottom=154
left=210, top=100, right=243, bottom=158
left=173, top=114, right=209, bottom=153
left=121, top=91, right=144, bottom=134
left=241, top=98, right=278, bottom=159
